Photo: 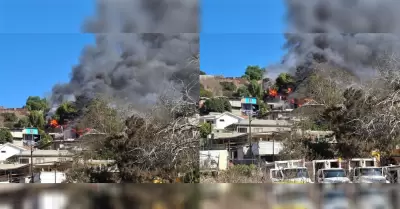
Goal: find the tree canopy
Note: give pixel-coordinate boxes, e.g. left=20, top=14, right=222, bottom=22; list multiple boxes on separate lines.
left=55, top=102, right=78, bottom=124
left=25, top=96, right=48, bottom=112
left=28, top=111, right=45, bottom=130
left=202, top=97, right=232, bottom=113
left=242, top=66, right=265, bottom=81
left=274, top=73, right=295, bottom=93
left=0, top=128, right=13, bottom=144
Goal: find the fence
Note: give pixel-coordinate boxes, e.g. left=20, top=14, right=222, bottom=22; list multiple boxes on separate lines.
left=0, top=184, right=399, bottom=209
left=199, top=153, right=219, bottom=172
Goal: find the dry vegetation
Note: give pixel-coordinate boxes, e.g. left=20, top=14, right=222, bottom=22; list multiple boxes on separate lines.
left=280, top=54, right=400, bottom=161
left=200, top=165, right=266, bottom=183
left=65, top=80, right=200, bottom=183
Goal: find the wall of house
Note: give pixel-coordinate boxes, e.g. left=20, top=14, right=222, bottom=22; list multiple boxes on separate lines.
left=0, top=145, right=24, bottom=163
left=236, top=126, right=291, bottom=133
left=10, top=130, right=23, bottom=139
left=251, top=141, right=284, bottom=156
left=215, top=114, right=240, bottom=130
left=18, top=156, right=73, bottom=164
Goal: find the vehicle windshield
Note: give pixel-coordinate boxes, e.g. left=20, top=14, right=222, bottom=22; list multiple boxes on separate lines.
left=282, top=168, right=309, bottom=179
left=360, top=168, right=382, bottom=176
left=323, top=169, right=346, bottom=178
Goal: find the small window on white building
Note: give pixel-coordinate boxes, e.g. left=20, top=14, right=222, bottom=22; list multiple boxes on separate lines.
left=0, top=151, right=5, bottom=153
left=219, top=119, right=225, bottom=122
left=238, top=128, right=247, bottom=133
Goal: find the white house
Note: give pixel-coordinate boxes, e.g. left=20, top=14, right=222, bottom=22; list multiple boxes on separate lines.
left=0, top=143, right=27, bottom=163
left=8, top=128, right=25, bottom=147
left=7, top=150, right=74, bottom=167
left=199, top=112, right=244, bottom=131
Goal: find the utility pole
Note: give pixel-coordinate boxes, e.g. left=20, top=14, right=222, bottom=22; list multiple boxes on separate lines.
left=248, top=108, right=253, bottom=163
left=54, top=162, right=57, bottom=183
left=30, top=131, right=34, bottom=183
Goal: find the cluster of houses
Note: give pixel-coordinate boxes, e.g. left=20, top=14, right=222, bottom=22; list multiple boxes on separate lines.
left=199, top=96, right=334, bottom=172
left=0, top=127, right=111, bottom=183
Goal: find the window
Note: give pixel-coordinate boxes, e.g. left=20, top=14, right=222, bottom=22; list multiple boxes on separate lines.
left=219, top=119, right=225, bottom=122
left=253, top=128, right=263, bottom=133
left=20, top=158, right=29, bottom=164
left=238, top=128, right=247, bottom=133
left=0, top=151, right=5, bottom=153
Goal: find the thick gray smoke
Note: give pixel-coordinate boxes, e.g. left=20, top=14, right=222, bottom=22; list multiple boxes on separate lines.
left=51, top=0, right=199, bottom=109
left=275, top=0, right=400, bottom=80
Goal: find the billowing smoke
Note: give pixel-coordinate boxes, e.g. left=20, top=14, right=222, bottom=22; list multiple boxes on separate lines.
left=270, top=0, right=400, bottom=81
left=51, top=0, right=199, bottom=110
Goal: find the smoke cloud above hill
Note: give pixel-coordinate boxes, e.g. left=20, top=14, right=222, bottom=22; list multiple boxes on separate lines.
left=274, top=0, right=400, bottom=79
left=51, top=0, right=199, bottom=108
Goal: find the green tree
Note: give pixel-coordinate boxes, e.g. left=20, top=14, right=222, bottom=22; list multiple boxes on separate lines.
left=199, top=122, right=211, bottom=139
left=0, top=128, right=13, bottom=143
left=236, top=86, right=251, bottom=97
left=14, top=117, right=30, bottom=128
left=200, top=70, right=206, bottom=75
left=26, top=96, right=48, bottom=111
left=28, top=111, right=46, bottom=129
left=242, top=66, right=265, bottom=81
left=203, top=97, right=231, bottom=113
left=275, top=73, right=295, bottom=93
left=55, top=102, right=78, bottom=124
left=38, top=129, right=53, bottom=148
left=247, top=80, right=263, bottom=99
left=258, top=101, right=269, bottom=116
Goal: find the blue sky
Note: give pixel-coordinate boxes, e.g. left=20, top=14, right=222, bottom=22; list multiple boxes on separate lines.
left=0, top=0, right=286, bottom=107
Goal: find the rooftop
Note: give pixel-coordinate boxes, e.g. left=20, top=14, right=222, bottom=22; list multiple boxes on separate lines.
left=17, top=150, right=74, bottom=157
left=0, top=164, right=29, bottom=170
left=213, top=132, right=248, bottom=139
left=235, top=119, right=292, bottom=126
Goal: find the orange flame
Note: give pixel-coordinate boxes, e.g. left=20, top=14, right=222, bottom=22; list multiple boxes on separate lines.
left=269, top=89, right=278, bottom=97
left=50, top=119, right=59, bottom=128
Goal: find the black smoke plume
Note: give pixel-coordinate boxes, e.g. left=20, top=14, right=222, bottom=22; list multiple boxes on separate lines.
left=51, top=0, right=199, bottom=110
left=272, top=0, right=400, bottom=82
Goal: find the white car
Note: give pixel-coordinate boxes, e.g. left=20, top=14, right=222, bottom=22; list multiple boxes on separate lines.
left=351, top=167, right=389, bottom=183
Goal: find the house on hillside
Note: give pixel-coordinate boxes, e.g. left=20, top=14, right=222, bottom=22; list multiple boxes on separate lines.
left=202, top=119, right=294, bottom=164
left=227, top=119, right=292, bottom=138
left=229, top=99, right=242, bottom=116
left=8, top=128, right=24, bottom=147
left=7, top=150, right=74, bottom=166
left=0, top=143, right=27, bottom=163
left=199, top=112, right=244, bottom=132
